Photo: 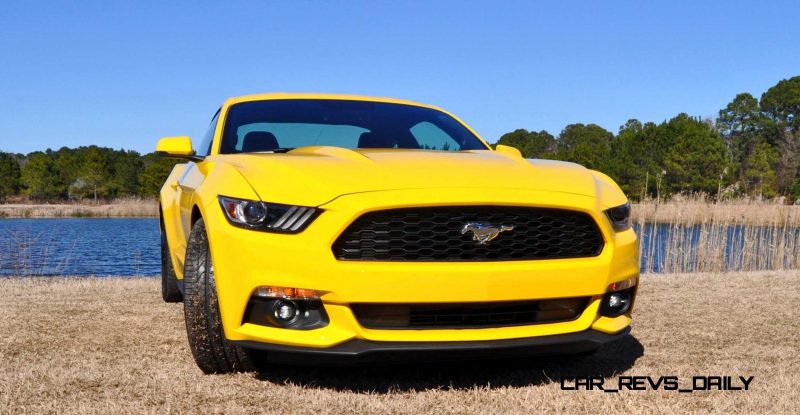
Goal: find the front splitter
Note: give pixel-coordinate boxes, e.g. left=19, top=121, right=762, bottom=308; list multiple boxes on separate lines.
left=232, top=327, right=631, bottom=365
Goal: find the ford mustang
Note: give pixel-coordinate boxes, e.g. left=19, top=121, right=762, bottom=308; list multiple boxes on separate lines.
left=156, top=93, right=638, bottom=373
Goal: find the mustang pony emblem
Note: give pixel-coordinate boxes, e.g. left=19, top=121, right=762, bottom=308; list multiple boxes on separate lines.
left=461, top=222, right=514, bottom=245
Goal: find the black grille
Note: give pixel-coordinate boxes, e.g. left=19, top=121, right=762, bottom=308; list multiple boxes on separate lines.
left=332, top=206, right=604, bottom=261
left=352, top=297, right=590, bottom=329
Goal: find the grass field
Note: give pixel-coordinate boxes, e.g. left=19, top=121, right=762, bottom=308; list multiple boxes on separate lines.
left=1, top=272, right=798, bottom=414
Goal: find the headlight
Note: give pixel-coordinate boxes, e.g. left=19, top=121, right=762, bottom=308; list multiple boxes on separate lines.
left=218, top=196, right=320, bottom=233
left=605, top=202, right=631, bottom=231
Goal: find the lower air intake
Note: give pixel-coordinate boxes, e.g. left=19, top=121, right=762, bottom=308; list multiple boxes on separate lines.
left=351, top=297, right=590, bottom=329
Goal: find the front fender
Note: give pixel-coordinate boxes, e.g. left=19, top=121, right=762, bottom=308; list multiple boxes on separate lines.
left=589, top=170, right=628, bottom=209
left=190, top=159, right=261, bottom=278
left=191, top=159, right=261, bottom=225
left=162, top=159, right=260, bottom=280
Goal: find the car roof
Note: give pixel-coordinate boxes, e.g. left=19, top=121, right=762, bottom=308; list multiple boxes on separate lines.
left=225, top=92, right=444, bottom=111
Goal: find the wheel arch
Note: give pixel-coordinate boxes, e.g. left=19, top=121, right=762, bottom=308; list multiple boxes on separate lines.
left=191, top=204, right=203, bottom=227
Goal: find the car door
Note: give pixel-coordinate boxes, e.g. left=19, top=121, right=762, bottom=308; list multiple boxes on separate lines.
left=172, top=110, right=220, bottom=269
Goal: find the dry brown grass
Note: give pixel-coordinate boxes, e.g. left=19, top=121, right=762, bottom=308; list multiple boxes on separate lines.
left=632, top=195, right=800, bottom=226
left=0, top=198, right=157, bottom=218
left=1, top=272, right=798, bottom=414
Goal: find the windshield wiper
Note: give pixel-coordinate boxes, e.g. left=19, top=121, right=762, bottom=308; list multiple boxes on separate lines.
left=271, top=148, right=295, bottom=153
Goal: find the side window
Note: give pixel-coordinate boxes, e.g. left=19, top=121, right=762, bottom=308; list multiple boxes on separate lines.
left=198, top=109, right=221, bottom=156
left=409, top=121, right=461, bottom=151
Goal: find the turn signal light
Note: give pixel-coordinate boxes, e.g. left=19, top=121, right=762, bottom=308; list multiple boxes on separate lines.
left=607, top=276, right=638, bottom=292
left=254, top=286, right=320, bottom=299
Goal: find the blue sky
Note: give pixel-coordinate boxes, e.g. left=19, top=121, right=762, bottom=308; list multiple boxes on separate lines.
left=0, top=0, right=798, bottom=155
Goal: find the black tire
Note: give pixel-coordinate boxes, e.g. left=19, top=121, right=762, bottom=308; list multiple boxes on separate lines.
left=183, top=218, right=255, bottom=374
left=161, top=230, right=183, bottom=303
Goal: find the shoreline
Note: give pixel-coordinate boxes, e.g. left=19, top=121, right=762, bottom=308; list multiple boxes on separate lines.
left=0, top=199, right=158, bottom=218
left=2, top=198, right=800, bottom=225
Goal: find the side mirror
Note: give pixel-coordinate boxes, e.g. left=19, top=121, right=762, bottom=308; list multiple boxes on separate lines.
left=155, top=136, right=202, bottom=161
left=494, top=144, right=523, bottom=158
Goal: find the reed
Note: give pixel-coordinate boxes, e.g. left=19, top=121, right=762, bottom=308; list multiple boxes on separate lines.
left=631, top=193, right=800, bottom=225
left=0, top=197, right=158, bottom=218
left=0, top=227, right=76, bottom=276
left=634, top=194, right=800, bottom=273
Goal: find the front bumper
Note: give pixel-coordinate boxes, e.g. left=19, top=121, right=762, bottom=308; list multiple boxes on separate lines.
left=202, top=187, right=639, bottom=349
left=233, top=327, right=631, bottom=364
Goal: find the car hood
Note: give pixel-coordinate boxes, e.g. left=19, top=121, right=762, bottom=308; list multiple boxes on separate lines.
left=219, top=146, right=601, bottom=207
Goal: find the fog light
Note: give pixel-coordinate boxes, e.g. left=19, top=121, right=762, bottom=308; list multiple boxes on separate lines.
left=244, top=286, right=328, bottom=329
left=600, top=288, right=633, bottom=317
left=272, top=299, right=299, bottom=324
left=608, top=292, right=627, bottom=309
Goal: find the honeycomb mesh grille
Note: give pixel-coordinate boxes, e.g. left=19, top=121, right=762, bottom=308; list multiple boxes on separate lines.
left=352, top=297, right=591, bottom=329
left=332, top=206, right=604, bottom=261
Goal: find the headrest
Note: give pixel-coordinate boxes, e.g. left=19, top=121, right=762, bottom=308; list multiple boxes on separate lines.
left=242, top=131, right=279, bottom=152
left=358, top=132, right=394, bottom=148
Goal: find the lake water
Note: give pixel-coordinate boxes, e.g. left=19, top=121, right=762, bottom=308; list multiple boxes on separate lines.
left=0, top=218, right=160, bottom=276
left=0, top=218, right=795, bottom=276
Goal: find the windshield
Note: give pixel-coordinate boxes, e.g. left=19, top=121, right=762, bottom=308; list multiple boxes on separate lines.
left=219, top=99, right=489, bottom=154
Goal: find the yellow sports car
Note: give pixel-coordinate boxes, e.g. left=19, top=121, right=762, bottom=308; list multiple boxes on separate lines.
left=157, top=93, right=638, bottom=373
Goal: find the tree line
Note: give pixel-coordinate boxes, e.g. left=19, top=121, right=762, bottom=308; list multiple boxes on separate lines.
left=0, top=146, right=178, bottom=201
left=0, top=75, right=797, bottom=202
left=498, top=76, right=800, bottom=199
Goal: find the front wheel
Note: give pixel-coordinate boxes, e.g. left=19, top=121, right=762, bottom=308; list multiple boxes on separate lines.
left=182, top=218, right=255, bottom=374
